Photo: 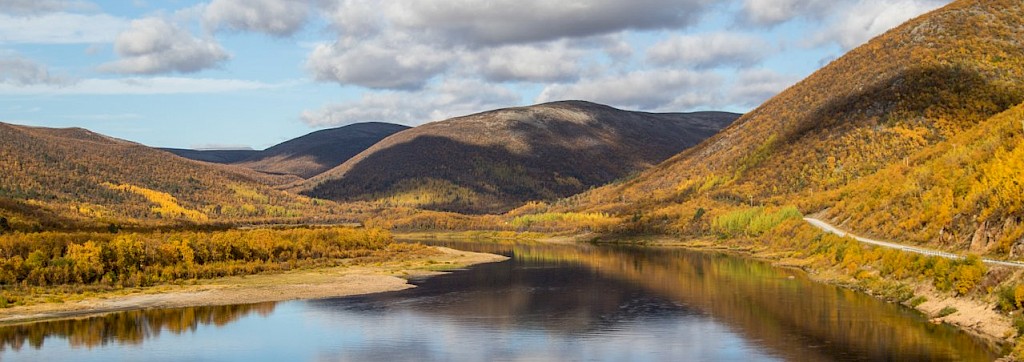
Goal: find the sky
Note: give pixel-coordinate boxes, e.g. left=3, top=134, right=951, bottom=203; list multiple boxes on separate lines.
left=0, top=0, right=951, bottom=150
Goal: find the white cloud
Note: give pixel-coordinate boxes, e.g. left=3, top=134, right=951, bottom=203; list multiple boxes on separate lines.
left=100, top=17, right=229, bottom=74
left=0, top=55, right=75, bottom=86
left=600, top=35, right=634, bottom=61
left=536, top=70, right=722, bottom=111
left=306, top=36, right=452, bottom=90
left=375, top=0, right=715, bottom=46
left=812, top=0, right=948, bottom=49
left=322, top=0, right=385, bottom=38
left=647, top=32, right=771, bottom=69
left=739, top=0, right=950, bottom=49
left=0, top=12, right=128, bottom=44
left=0, top=77, right=277, bottom=95
left=0, top=0, right=94, bottom=15
left=728, top=69, right=800, bottom=107
left=307, top=0, right=715, bottom=90
left=462, top=42, right=588, bottom=83
left=204, top=0, right=311, bottom=37
left=533, top=68, right=800, bottom=112
left=301, top=79, right=521, bottom=127
left=740, top=0, right=832, bottom=27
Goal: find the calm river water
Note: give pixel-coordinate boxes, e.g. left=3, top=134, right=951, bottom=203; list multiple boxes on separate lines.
left=0, top=239, right=1002, bottom=361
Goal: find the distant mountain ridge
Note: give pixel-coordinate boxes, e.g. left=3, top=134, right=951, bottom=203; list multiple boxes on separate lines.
left=164, top=122, right=409, bottom=178
left=160, top=148, right=260, bottom=164
left=299, top=101, right=739, bottom=214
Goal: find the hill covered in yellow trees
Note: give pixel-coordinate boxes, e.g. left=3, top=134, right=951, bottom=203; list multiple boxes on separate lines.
left=0, top=123, right=345, bottom=230
left=820, top=100, right=1024, bottom=256
left=556, top=0, right=1024, bottom=256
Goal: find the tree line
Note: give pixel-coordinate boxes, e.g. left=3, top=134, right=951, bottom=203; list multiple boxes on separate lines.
left=0, top=227, right=403, bottom=306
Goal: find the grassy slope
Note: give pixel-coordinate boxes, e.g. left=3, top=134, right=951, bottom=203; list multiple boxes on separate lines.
left=564, top=0, right=1024, bottom=254
left=0, top=123, right=342, bottom=229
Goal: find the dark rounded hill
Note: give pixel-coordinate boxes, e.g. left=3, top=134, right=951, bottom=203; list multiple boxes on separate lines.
left=233, top=122, right=410, bottom=178
left=160, top=148, right=259, bottom=164
left=297, top=101, right=739, bottom=214
left=165, top=122, right=409, bottom=178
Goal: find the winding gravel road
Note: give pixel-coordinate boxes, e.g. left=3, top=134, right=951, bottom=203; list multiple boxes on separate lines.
left=804, top=217, right=1024, bottom=268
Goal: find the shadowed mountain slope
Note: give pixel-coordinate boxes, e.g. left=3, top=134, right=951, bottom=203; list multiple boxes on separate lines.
left=298, top=101, right=739, bottom=214
left=161, top=148, right=259, bottom=164
left=164, top=123, right=409, bottom=178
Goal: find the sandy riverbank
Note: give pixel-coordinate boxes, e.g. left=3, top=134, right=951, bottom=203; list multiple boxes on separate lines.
left=0, top=246, right=507, bottom=326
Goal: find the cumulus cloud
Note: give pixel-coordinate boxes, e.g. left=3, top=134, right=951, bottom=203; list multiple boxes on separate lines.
left=601, top=36, right=634, bottom=61
left=0, top=0, right=93, bottom=15
left=535, top=68, right=800, bottom=112
left=304, top=34, right=608, bottom=90
left=321, top=0, right=385, bottom=38
left=536, top=70, right=722, bottom=111
left=100, top=17, right=229, bottom=74
left=308, top=0, right=715, bottom=89
left=377, top=0, right=715, bottom=46
left=0, top=77, right=277, bottom=95
left=462, top=42, right=588, bottom=83
left=301, top=79, right=521, bottom=127
left=728, top=69, right=800, bottom=107
left=739, top=0, right=832, bottom=27
left=0, top=13, right=127, bottom=44
left=203, top=0, right=311, bottom=37
left=740, top=0, right=949, bottom=48
left=647, top=32, right=771, bottom=69
left=813, top=0, right=948, bottom=49
left=0, top=55, right=75, bottom=86
left=306, top=36, right=452, bottom=90
left=304, top=0, right=949, bottom=118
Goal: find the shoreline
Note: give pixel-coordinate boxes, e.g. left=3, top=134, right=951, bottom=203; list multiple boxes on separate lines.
left=0, top=246, right=508, bottom=326
left=653, top=238, right=1015, bottom=350
left=576, top=232, right=1015, bottom=350
left=404, top=230, right=1014, bottom=351
left=5, top=229, right=1010, bottom=354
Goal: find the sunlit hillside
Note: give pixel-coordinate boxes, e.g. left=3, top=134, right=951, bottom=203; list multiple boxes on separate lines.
left=562, top=0, right=1024, bottom=256
left=820, top=102, right=1024, bottom=256
left=0, top=123, right=344, bottom=230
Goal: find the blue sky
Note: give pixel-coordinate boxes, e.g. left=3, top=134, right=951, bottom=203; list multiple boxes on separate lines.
left=0, top=0, right=950, bottom=149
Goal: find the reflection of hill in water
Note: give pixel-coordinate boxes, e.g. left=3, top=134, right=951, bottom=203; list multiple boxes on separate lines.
left=0, top=241, right=999, bottom=361
left=0, top=302, right=276, bottom=351
left=374, top=240, right=999, bottom=361
left=323, top=251, right=698, bottom=335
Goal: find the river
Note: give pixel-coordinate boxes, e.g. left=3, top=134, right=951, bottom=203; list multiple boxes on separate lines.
left=0, top=239, right=1001, bottom=361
